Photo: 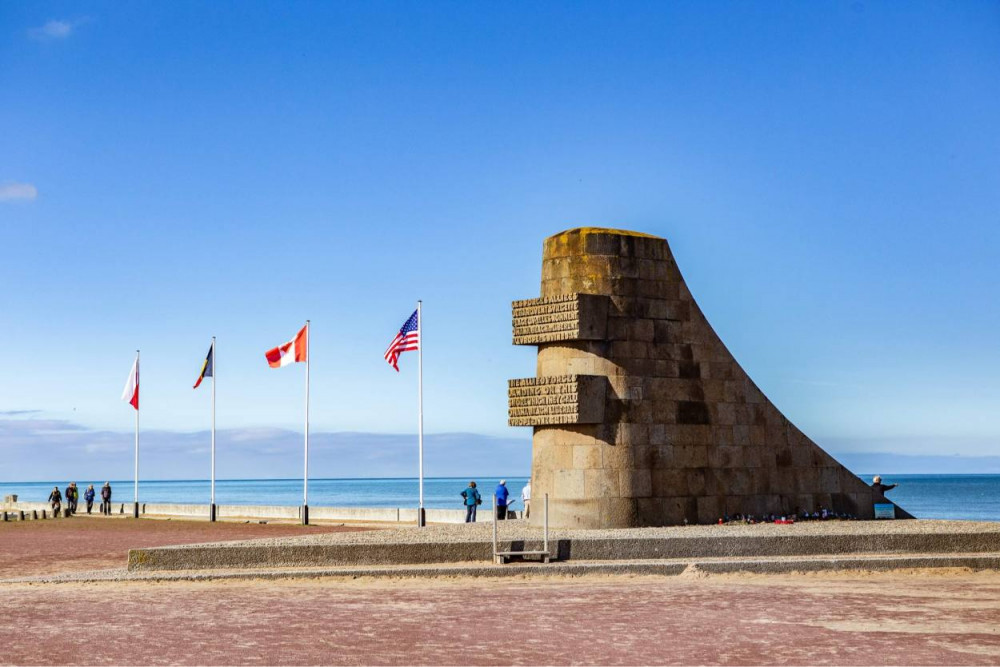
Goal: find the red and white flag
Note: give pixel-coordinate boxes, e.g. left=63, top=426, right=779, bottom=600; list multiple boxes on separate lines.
left=384, top=309, right=419, bottom=372
left=121, top=356, right=139, bottom=410
left=265, top=325, right=308, bottom=368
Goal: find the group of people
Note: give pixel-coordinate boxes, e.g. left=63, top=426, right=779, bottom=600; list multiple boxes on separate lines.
left=460, top=479, right=531, bottom=523
left=458, top=476, right=898, bottom=526
left=47, top=482, right=113, bottom=516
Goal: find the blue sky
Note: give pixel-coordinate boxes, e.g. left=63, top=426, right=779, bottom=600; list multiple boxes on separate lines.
left=1, top=2, right=998, bottom=481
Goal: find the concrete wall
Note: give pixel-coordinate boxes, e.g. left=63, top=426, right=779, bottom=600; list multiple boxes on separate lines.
left=3, top=500, right=468, bottom=524
left=4, top=498, right=482, bottom=524
left=5, top=501, right=50, bottom=512
left=138, top=503, right=469, bottom=523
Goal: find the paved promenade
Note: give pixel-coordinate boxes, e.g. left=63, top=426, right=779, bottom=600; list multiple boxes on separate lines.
left=5, top=517, right=1000, bottom=665
left=5, top=570, right=1000, bottom=664
left=0, top=514, right=369, bottom=577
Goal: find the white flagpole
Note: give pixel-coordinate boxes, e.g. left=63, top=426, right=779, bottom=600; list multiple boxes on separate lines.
left=417, top=301, right=425, bottom=527
left=210, top=337, right=217, bottom=522
left=303, top=320, right=310, bottom=525
left=133, top=350, right=140, bottom=519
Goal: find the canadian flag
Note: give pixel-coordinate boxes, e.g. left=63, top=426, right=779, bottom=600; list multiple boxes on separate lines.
left=121, top=356, right=139, bottom=410
left=265, top=325, right=308, bottom=368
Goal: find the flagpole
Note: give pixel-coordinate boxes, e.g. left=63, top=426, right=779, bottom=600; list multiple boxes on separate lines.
left=303, top=320, right=310, bottom=526
left=417, top=300, right=425, bottom=527
left=210, top=337, right=217, bottom=522
left=133, top=349, right=140, bottom=519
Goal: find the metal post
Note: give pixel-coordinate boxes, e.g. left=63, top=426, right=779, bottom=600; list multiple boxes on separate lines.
left=133, top=350, right=140, bottom=519
left=544, top=493, right=549, bottom=557
left=303, top=320, right=310, bottom=526
left=492, top=493, right=498, bottom=563
left=211, top=336, right=217, bottom=522
left=417, top=300, right=425, bottom=527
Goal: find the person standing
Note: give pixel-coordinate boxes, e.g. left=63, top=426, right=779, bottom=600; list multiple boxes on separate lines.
left=70, top=483, right=79, bottom=514
left=495, top=480, right=509, bottom=520
left=100, top=482, right=112, bottom=515
left=871, top=476, right=898, bottom=500
left=64, top=484, right=74, bottom=515
left=48, top=486, right=62, bottom=516
left=461, top=481, right=481, bottom=523
left=521, top=480, right=531, bottom=520
left=84, top=485, right=96, bottom=514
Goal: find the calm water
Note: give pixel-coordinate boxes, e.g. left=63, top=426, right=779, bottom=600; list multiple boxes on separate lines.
left=880, top=474, right=1000, bottom=521
left=2, top=474, right=997, bottom=520
left=0, top=477, right=529, bottom=511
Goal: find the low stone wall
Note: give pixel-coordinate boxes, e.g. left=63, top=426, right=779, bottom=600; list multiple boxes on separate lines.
left=6, top=501, right=50, bottom=513
left=128, top=526, right=1000, bottom=572
left=2, top=501, right=58, bottom=520
left=4, top=500, right=469, bottom=524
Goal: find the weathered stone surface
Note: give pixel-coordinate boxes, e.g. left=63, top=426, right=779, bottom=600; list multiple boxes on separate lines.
left=508, top=375, right=607, bottom=426
left=511, top=227, right=911, bottom=528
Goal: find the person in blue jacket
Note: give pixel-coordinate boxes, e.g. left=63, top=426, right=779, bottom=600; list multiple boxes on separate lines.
left=495, top=480, right=509, bottom=520
left=83, top=484, right=96, bottom=514
left=461, top=481, right=481, bottom=523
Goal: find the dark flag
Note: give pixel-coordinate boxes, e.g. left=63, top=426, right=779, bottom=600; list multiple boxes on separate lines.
left=193, top=341, right=214, bottom=389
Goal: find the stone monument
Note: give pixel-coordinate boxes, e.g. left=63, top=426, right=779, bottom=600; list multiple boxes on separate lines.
left=509, top=227, right=911, bottom=528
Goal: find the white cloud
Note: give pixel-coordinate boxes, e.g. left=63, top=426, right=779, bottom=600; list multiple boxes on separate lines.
left=0, top=417, right=531, bottom=481
left=28, top=20, right=74, bottom=40
left=0, top=183, right=38, bottom=202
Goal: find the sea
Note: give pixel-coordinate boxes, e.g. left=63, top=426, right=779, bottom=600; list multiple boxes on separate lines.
left=2, top=474, right=998, bottom=521
left=0, top=477, right=529, bottom=511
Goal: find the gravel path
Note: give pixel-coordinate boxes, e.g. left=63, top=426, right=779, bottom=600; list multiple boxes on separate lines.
left=146, top=518, right=1000, bottom=549
left=11, top=551, right=1000, bottom=585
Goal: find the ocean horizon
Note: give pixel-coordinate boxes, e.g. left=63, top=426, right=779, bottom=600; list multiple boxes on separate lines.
left=4, top=474, right=1000, bottom=521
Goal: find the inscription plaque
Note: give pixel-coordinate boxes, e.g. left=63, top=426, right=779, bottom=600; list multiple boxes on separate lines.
left=512, top=293, right=609, bottom=345
left=508, top=374, right=607, bottom=426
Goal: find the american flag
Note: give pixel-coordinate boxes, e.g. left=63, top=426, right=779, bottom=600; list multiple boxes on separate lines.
left=384, top=309, right=419, bottom=371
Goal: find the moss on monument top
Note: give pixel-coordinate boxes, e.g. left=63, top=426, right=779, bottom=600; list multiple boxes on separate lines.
left=548, top=227, right=663, bottom=241
left=543, top=227, right=668, bottom=262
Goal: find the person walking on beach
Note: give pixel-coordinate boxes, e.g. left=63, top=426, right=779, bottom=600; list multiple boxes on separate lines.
left=48, top=486, right=62, bottom=516
left=495, top=480, right=509, bottom=520
left=84, top=485, right=96, bottom=514
left=70, top=483, right=79, bottom=514
left=521, top=480, right=531, bottom=520
left=461, top=481, right=481, bottom=523
left=100, top=482, right=112, bottom=515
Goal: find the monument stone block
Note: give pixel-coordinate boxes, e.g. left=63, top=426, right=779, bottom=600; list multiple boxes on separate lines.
left=507, top=374, right=607, bottom=427
left=510, top=227, right=911, bottom=527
